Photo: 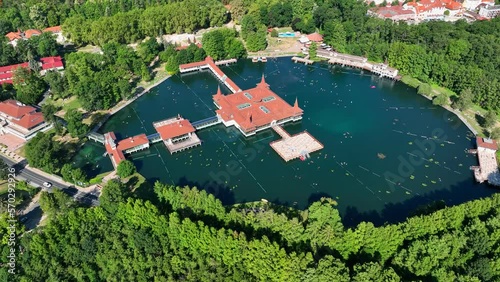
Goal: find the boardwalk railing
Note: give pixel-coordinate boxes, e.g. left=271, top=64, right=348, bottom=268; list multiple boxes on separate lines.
left=88, top=132, right=105, bottom=144
left=147, top=133, right=162, bottom=143
left=192, top=116, right=221, bottom=130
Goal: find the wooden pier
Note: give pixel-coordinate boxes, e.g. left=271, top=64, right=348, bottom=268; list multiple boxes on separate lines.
left=179, top=57, right=241, bottom=93
left=270, top=125, right=323, bottom=162
left=215, top=58, right=237, bottom=66
left=292, top=56, right=313, bottom=65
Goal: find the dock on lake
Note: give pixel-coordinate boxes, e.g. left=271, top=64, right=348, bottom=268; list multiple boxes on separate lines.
left=292, top=56, right=313, bottom=65
left=270, top=125, right=323, bottom=162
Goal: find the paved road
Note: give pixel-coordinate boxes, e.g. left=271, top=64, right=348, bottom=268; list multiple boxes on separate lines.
left=1, top=155, right=99, bottom=207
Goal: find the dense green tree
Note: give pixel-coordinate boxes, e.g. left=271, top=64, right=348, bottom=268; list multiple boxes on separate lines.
left=202, top=29, right=226, bottom=60
left=39, top=190, right=75, bottom=216
left=309, top=42, right=318, bottom=59
left=137, top=37, right=161, bottom=65
left=453, top=88, right=474, bottom=111
left=491, top=127, right=500, bottom=139
left=484, top=111, right=497, bottom=129
left=165, top=56, right=179, bottom=74
left=417, top=83, right=432, bottom=96
left=24, top=132, right=61, bottom=173
left=0, top=158, right=8, bottom=181
left=241, top=15, right=260, bottom=41
left=41, top=103, right=58, bottom=124
left=32, top=32, right=58, bottom=57
left=12, top=67, right=46, bottom=105
left=117, top=160, right=136, bottom=178
left=44, top=70, right=68, bottom=98
left=432, top=93, right=448, bottom=106
left=323, top=21, right=347, bottom=52
left=61, top=163, right=87, bottom=185
left=246, top=25, right=267, bottom=52
left=64, top=109, right=89, bottom=138
left=99, top=179, right=129, bottom=213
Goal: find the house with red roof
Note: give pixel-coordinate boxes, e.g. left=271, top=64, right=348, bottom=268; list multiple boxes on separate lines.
left=404, top=0, right=464, bottom=20
left=213, top=76, right=303, bottom=137
left=5, top=25, right=65, bottom=47
left=153, top=115, right=201, bottom=154
left=367, top=5, right=417, bottom=21
left=0, top=56, right=64, bottom=85
left=0, top=99, right=52, bottom=140
left=104, top=132, right=150, bottom=167
left=42, top=26, right=66, bottom=44
left=307, top=33, right=323, bottom=43
left=39, top=56, right=65, bottom=75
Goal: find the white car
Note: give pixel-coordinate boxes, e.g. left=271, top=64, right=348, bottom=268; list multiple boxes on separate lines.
left=326, top=47, right=332, bottom=51
left=43, top=182, right=52, bottom=188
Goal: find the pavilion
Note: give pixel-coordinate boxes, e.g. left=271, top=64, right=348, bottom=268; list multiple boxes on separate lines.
left=153, top=115, right=201, bottom=154
left=212, top=75, right=303, bottom=137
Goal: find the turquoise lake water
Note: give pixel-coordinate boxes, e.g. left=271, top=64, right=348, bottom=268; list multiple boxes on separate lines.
left=73, top=57, right=495, bottom=226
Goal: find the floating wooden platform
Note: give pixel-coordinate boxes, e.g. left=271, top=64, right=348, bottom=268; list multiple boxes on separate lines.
left=270, top=126, right=323, bottom=162
left=291, top=56, right=313, bottom=65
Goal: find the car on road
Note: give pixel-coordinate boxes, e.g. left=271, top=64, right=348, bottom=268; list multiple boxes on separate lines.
left=326, top=47, right=332, bottom=51
left=43, top=182, right=52, bottom=188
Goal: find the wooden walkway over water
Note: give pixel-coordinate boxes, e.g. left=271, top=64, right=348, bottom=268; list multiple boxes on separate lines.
left=292, top=56, right=313, bottom=65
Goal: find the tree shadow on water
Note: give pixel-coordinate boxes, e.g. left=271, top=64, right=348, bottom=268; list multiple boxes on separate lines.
left=342, top=179, right=495, bottom=228
left=176, top=176, right=236, bottom=206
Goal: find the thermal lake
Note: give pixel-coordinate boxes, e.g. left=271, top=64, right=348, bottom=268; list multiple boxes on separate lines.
left=73, top=57, right=495, bottom=226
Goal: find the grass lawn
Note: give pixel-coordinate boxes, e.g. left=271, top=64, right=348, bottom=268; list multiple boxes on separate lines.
left=89, top=171, right=112, bottom=185
left=14, top=145, right=26, bottom=157
left=0, top=181, right=9, bottom=195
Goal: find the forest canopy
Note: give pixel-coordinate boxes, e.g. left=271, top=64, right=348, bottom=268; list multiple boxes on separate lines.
left=2, top=180, right=500, bottom=281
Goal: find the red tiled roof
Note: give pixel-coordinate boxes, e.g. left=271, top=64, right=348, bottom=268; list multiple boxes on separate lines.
left=213, top=77, right=303, bottom=133
left=5, top=32, right=22, bottom=41
left=477, top=137, right=498, bottom=151
left=175, top=42, right=201, bottom=51
left=10, top=112, right=44, bottom=129
left=104, top=132, right=126, bottom=166
left=155, top=119, right=196, bottom=140
left=179, top=60, right=208, bottom=70
left=307, top=33, right=323, bottom=42
left=446, top=1, right=462, bottom=10
left=24, top=29, right=41, bottom=39
left=0, top=99, right=36, bottom=119
left=117, top=134, right=149, bottom=151
left=43, top=26, right=62, bottom=33
left=40, top=56, right=64, bottom=70
left=0, top=62, right=29, bottom=74
left=371, top=6, right=415, bottom=18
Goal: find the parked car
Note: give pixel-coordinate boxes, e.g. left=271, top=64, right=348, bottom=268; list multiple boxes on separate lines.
left=320, top=43, right=327, bottom=47
left=326, top=47, right=332, bottom=51
left=43, top=182, right=52, bottom=188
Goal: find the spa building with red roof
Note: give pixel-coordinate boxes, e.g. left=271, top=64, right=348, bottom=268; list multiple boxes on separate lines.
left=213, top=75, right=303, bottom=137
left=153, top=115, right=201, bottom=154
left=104, top=132, right=150, bottom=167
left=0, top=99, right=52, bottom=140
